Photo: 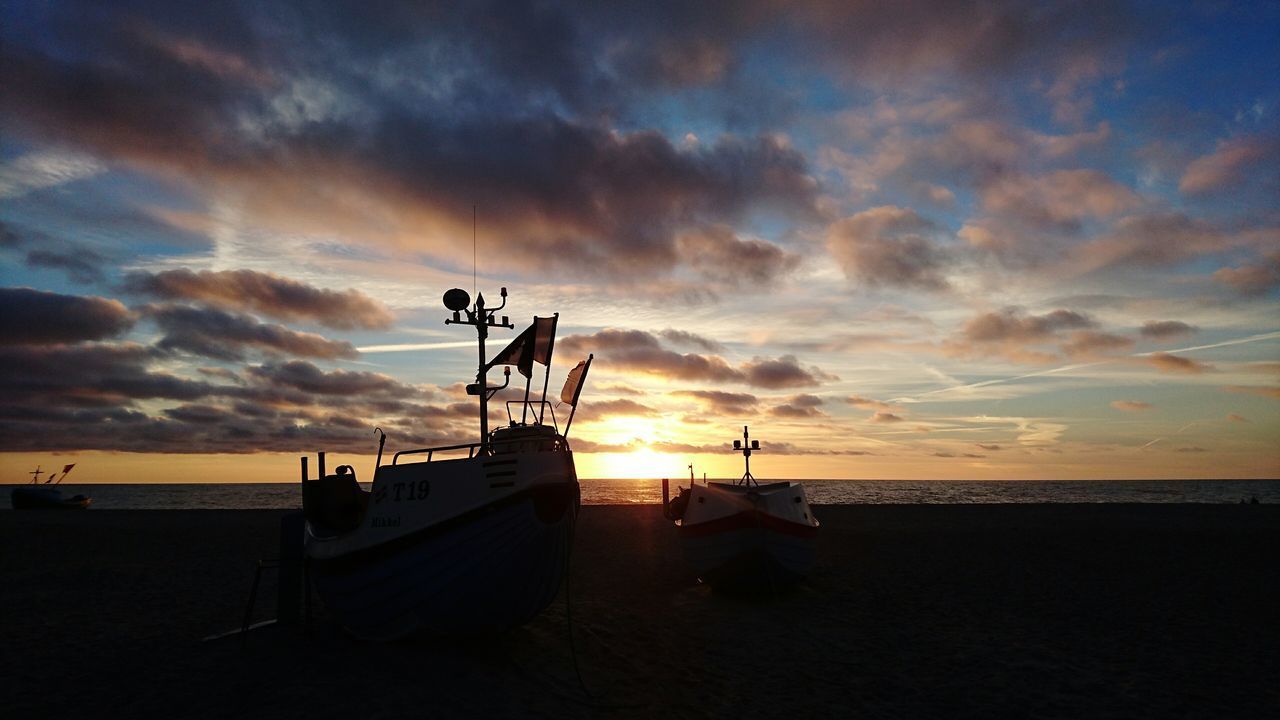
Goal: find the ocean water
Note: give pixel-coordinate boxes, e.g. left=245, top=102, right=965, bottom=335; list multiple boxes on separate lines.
left=4, top=479, right=1277, bottom=510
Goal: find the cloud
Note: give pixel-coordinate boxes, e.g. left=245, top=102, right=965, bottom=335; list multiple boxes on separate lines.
left=963, top=308, right=1094, bottom=343
left=671, top=390, right=758, bottom=414
left=871, top=411, right=905, bottom=423
left=975, top=443, right=1002, bottom=451
left=1213, top=252, right=1280, bottom=297
left=245, top=360, right=417, bottom=397
left=0, top=148, right=106, bottom=198
left=1223, top=386, right=1280, bottom=400
left=1227, top=413, right=1249, bottom=423
left=25, top=248, right=107, bottom=284
left=1174, top=446, right=1206, bottom=453
left=123, top=269, right=394, bottom=330
left=945, top=307, right=1100, bottom=363
left=1064, top=213, right=1236, bottom=275
left=769, top=394, right=826, bottom=418
left=1060, top=330, right=1133, bottom=358
left=0, top=343, right=215, bottom=407
left=572, top=398, right=659, bottom=422
left=0, top=287, right=135, bottom=345
left=1111, top=400, right=1152, bottom=411
left=1180, top=134, right=1279, bottom=194
left=676, top=224, right=800, bottom=287
left=979, top=169, right=1141, bottom=228
left=846, top=395, right=895, bottom=410
left=559, top=329, right=832, bottom=388
left=145, top=304, right=358, bottom=361
left=1141, top=352, right=1213, bottom=374
left=741, top=355, right=836, bottom=389
left=1140, top=321, right=1197, bottom=340
left=657, top=329, right=726, bottom=352
left=827, top=206, right=950, bottom=291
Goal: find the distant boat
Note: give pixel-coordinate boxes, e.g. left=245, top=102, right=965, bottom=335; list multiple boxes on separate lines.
left=11, top=464, right=91, bottom=509
left=301, top=287, right=592, bottom=639
left=664, top=427, right=818, bottom=592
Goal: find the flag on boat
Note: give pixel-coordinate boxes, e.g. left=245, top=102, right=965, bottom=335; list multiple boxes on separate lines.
left=61, top=464, right=75, bottom=474
left=488, top=315, right=557, bottom=378
left=560, top=355, right=592, bottom=406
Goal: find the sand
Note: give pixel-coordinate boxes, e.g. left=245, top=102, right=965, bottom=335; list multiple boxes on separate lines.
left=2, top=505, right=1277, bottom=719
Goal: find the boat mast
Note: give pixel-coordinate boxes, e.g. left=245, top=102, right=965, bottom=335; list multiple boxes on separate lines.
left=29, top=466, right=43, bottom=485
left=734, top=426, right=760, bottom=486
left=444, top=286, right=513, bottom=454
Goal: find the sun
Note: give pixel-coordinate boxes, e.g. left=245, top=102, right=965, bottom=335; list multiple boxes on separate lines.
left=585, top=448, right=679, bottom=480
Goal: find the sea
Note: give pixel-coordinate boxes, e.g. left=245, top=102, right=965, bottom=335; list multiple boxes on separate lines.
left=3, top=479, right=1277, bottom=510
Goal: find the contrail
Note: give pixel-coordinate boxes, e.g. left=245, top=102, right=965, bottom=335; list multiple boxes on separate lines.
left=357, top=341, right=475, bottom=353
left=1134, top=330, right=1280, bottom=356
left=903, top=329, right=1280, bottom=400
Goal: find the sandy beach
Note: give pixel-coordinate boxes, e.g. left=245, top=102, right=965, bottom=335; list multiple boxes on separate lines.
left=2, top=505, right=1277, bottom=719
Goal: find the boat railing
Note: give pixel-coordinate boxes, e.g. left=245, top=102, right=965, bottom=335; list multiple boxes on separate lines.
left=504, top=400, right=559, bottom=432
left=392, top=442, right=484, bottom=465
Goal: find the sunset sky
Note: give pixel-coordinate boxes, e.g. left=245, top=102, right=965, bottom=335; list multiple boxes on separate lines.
left=1, top=1, right=1277, bottom=483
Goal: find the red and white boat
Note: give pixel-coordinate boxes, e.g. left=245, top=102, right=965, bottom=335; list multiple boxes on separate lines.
left=663, top=427, right=818, bottom=592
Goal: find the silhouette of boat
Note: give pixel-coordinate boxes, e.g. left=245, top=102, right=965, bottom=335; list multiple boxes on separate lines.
left=301, top=287, right=592, bottom=639
left=11, top=464, right=90, bottom=509
left=664, top=427, right=818, bottom=592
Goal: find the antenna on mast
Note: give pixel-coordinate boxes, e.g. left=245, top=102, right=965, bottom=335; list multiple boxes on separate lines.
left=472, top=205, right=477, bottom=296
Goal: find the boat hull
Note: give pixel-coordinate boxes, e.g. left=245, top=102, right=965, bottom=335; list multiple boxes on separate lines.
left=309, top=482, right=578, bottom=639
left=680, top=511, right=817, bottom=592
left=11, top=487, right=91, bottom=509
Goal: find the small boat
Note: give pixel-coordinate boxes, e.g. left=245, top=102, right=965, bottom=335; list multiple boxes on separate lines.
left=663, top=427, right=818, bottom=592
left=11, top=464, right=90, bottom=509
left=301, top=287, right=593, bottom=639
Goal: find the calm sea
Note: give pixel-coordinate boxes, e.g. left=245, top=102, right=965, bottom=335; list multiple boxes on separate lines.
left=3, top=479, right=1277, bottom=510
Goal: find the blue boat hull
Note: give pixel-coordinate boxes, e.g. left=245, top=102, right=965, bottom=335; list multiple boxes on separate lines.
left=310, top=483, right=578, bottom=639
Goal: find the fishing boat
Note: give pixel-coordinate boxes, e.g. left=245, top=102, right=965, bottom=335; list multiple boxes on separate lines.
left=11, top=464, right=90, bottom=509
left=663, top=427, right=818, bottom=592
left=301, top=286, right=593, bottom=639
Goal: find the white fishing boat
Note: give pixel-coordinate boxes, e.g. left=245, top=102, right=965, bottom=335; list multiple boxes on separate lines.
left=663, top=427, right=818, bottom=592
left=301, top=287, right=593, bottom=639
left=11, top=464, right=90, bottom=509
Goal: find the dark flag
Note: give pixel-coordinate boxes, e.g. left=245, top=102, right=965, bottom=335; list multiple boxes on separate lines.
left=488, top=316, right=557, bottom=378
left=533, top=315, right=556, bottom=367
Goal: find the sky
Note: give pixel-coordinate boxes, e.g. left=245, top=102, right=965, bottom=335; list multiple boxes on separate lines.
left=1, top=0, right=1277, bottom=483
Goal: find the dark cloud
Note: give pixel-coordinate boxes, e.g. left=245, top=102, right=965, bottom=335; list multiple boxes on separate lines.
left=871, top=411, right=905, bottom=423
left=1139, top=320, right=1196, bottom=340
left=963, top=308, right=1095, bottom=343
left=145, top=304, right=358, bottom=361
left=742, top=355, right=836, bottom=389
left=25, top=248, right=108, bottom=283
left=0, top=343, right=214, bottom=407
left=0, top=287, right=135, bottom=345
left=245, top=360, right=417, bottom=398
left=671, top=390, right=758, bottom=414
left=827, top=206, right=950, bottom=291
left=769, top=394, right=825, bottom=418
left=573, top=398, right=659, bottom=422
left=123, top=269, right=394, bottom=330
left=560, top=329, right=832, bottom=388
left=658, top=329, right=726, bottom=353
left=945, top=308, right=1098, bottom=364
left=975, top=443, right=1002, bottom=451
left=676, top=224, right=800, bottom=287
